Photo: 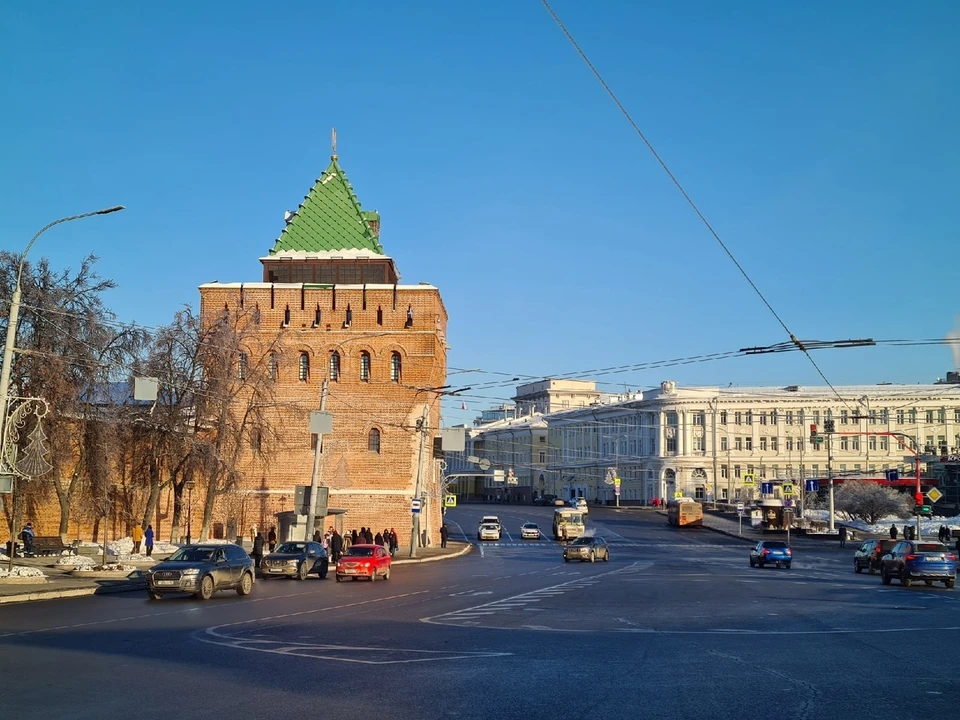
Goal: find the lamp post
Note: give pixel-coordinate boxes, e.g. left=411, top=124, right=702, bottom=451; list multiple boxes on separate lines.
left=184, top=479, right=196, bottom=545
left=603, top=433, right=628, bottom=507
left=0, top=206, right=124, bottom=553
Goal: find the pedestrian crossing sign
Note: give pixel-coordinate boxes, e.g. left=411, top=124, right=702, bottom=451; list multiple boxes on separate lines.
left=743, top=473, right=755, bottom=485
left=782, top=483, right=794, bottom=497
left=673, top=491, right=683, bottom=499
left=444, top=494, right=457, bottom=508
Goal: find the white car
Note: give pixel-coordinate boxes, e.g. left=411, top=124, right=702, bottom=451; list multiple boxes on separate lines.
left=520, top=523, right=541, bottom=540
left=480, top=515, right=501, bottom=530
left=478, top=523, right=501, bottom=541
left=571, top=498, right=588, bottom=513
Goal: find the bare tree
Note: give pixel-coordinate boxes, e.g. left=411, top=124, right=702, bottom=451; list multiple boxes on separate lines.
left=835, top=480, right=913, bottom=525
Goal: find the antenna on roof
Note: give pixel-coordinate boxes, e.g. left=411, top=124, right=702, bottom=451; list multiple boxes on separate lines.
left=331, top=127, right=338, bottom=160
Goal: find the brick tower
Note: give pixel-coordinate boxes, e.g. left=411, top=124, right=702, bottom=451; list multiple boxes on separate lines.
left=198, top=146, right=447, bottom=544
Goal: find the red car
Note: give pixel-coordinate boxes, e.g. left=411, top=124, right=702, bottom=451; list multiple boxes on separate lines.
left=336, top=544, right=391, bottom=582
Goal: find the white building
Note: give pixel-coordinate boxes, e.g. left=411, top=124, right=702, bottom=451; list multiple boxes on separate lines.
left=450, top=378, right=960, bottom=506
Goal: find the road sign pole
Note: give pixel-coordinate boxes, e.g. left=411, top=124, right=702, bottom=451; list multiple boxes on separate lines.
left=739, top=513, right=742, bottom=537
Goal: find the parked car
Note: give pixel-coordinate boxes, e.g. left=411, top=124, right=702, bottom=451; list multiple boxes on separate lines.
left=535, top=494, right=557, bottom=506
left=335, top=544, right=391, bottom=582
left=146, top=544, right=255, bottom=600
left=478, top=523, right=501, bottom=541
left=880, top=541, right=956, bottom=588
left=520, top=522, right=541, bottom=540
left=563, top=535, right=609, bottom=563
left=853, top=539, right=898, bottom=574
left=749, top=540, right=792, bottom=569
left=260, top=540, right=329, bottom=580
left=553, top=498, right=567, bottom=507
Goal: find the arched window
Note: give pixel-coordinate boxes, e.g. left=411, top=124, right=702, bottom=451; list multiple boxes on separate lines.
left=390, top=352, right=401, bottom=382
left=268, top=353, right=278, bottom=381
left=329, top=351, right=340, bottom=381
left=368, top=428, right=381, bottom=453
left=360, top=352, right=371, bottom=382
left=298, top=352, right=309, bottom=382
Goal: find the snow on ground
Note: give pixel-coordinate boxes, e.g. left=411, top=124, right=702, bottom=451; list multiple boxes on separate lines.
left=114, top=553, right=155, bottom=563
left=78, top=563, right=137, bottom=573
left=108, top=537, right=179, bottom=555
left=56, top=555, right=96, bottom=567
left=0, top=565, right=46, bottom=579
left=0, top=553, right=9, bottom=562
left=841, top=515, right=960, bottom=537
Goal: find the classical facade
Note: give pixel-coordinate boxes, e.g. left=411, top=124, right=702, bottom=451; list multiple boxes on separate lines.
left=453, top=379, right=960, bottom=507
left=512, top=379, right=613, bottom=415
left=199, top=150, right=448, bottom=542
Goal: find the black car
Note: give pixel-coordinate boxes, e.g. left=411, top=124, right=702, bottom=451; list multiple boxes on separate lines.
left=146, top=544, right=255, bottom=600
left=853, top=539, right=898, bottom=574
left=535, top=494, right=558, bottom=506
left=260, top=540, right=329, bottom=580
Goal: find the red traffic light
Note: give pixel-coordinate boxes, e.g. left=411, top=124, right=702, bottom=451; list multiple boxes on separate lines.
left=914, top=491, right=924, bottom=504
left=810, top=424, right=817, bottom=433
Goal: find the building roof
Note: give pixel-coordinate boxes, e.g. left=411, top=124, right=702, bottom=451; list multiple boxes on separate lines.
left=268, top=156, right=384, bottom=256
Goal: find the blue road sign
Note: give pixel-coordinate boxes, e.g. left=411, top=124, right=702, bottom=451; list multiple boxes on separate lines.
left=884, top=468, right=900, bottom=483
left=805, top=479, right=819, bottom=492
left=760, top=482, right=774, bottom=495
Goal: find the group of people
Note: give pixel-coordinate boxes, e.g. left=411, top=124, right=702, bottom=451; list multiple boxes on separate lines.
left=250, top=525, right=279, bottom=568
left=346, top=526, right=400, bottom=555
left=937, top=525, right=955, bottom=544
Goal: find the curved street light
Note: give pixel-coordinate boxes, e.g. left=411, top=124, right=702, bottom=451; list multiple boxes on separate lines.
left=1, top=206, right=124, bottom=560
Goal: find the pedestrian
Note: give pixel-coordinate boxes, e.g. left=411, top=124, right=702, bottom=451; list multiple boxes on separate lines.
left=250, top=523, right=258, bottom=542
left=374, top=531, right=384, bottom=546
left=313, top=529, right=322, bottom=543
left=389, top=528, right=399, bottom=555
left=330, top=529, right=343, bottom=563
left=365, top=528, right=373, bottom=544
left=251, top=531, right=264, bottom=569
left=20, top=522, right=35, bottom=556
left=132, top=524, right=144, bottom=554
left=440, top=523, right=448, bottom=549
left=267, top=525, right=277, bottom=552
left=382, top=529, right=390, bottom=547
left=890, top=524, right=898, bottom=540
left=839, top=525, right=847, bottom=548
left=144, top=524, right=155, bottom=557
left=351, top=528, right=359, bottom=546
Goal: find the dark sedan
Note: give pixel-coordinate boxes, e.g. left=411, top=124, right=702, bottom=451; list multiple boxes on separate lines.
left=260, top=541, right=329, bottom=580
left=880, top=541, right=956, bottom=588
left=854, top=539, right=898, bottom=574
left=563, top=535, right=609, bottom=563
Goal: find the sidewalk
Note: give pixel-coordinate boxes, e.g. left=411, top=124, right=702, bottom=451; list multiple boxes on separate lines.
left=391, top=540, right=471, bottom=565
left=697, top=509, right=880, bottom=552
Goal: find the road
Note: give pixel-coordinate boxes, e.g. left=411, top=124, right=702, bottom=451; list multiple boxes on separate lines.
left=1, top=504, right=958, bottom=720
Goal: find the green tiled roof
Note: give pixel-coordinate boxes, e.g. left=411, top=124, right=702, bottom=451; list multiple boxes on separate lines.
left=269, top=157, right=384, bottom=255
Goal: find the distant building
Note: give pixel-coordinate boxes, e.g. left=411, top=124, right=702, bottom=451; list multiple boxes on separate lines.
left=475, top=404, right=517, bottom=426
left=513, top=379, right=616, bottom=415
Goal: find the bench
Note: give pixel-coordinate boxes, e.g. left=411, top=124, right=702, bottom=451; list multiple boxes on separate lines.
left=27, top=536, right=77, bottom=557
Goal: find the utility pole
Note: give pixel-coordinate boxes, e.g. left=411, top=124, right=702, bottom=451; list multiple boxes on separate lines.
left=827, top=432, right=835, bottom=532
left=305, top=380, right=329, bottom=542
left=409, top=404, right=429, bottom=558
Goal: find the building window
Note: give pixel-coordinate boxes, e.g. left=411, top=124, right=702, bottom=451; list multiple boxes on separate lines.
left=771, top=437, right=778, bottom=451
left=908, top=409, right=916, bottom=424
left=785, top=411, right=794, bottom=425
left=538, top=451, right=546, bottom=463
left=666, top=436, right=677, bottom=453
left=250, top=429, right=262, bottom=451
left=329, top=351, right=340, bottom=381
left=721, top=465, right=728, bottom=479
left=745, top=437, right=753, bottom=451
left=368, top=428, right=381, bottom=453
left=852, top=437, right=860, bottom=451
left=390, top=352, right=401, bottom=382
left=405, top=305, right=414, bottom=328
left=693, top=412, right=705, bottom=426
left=868, top=436, right=877, bottom=451
left=926, top=410, right=934, bottom=424
left=798, top=411, right=805, bottom=426
left=694, top=436, right=706, bottom=452
left=812, top=411, right=820, bottom=425
left=735, top=437, right=743, bottom=451
left=786, top=438, right=794, bottom=451
left=938, top=435, right=947, bottom=454
left=880, top=437, right=888, bottom=451
left=938, top=409, right=946, bottom=424
left=745, top=411, right=753, bottom=425
left=238, top=352, right=248, bottom=380
left=360, top=352, right=371, bottom=382
left=734, top=412, right=743, bottom=426
left=840, top=437, right=849, bottom=450
left=869, top=410, right=877, bottom=424
left=955, top=409, right=960, bottom=424
left=771, top=410, right=778, bottom=425
left=720, top=411, right=727, bottom=424
left=840, top=410, right=849, bottom=424
left=897, top=410, right=905, bottom=424
left=734, top=465, right=742, bottom=478
left=720, top=436, right=728, bottom=452
left=839, top=464, right=847, bottom=472
left=666, top=411, right=678, bottom=426
left=759, top=412, right=767, bottom=426
left=344, top=304, right=352, bottom=328
left=760, top=437, right=768, bottom=451
left=268, top=353, right=278, bottom=381
left=812, top=464, right=819, bottom=476
left=694, top=486, right=705, bottom=500
left=298, top=352, right=309, bottom=382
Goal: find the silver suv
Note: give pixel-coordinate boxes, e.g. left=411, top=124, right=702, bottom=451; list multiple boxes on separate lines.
left=146, top=543, right=255, bottom=600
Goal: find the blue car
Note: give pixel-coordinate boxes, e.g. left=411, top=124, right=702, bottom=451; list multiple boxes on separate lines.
left=750, top=540, right=792, bottom=569
left=880, top=541, right=956, bottom=588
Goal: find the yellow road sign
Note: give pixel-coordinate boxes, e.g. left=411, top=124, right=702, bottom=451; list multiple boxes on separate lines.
left=782, top=484, right=794, bottom=497
left=613, top=477, right=621, bottom=488
left=927, top=487, right=943, bottom=503
left=444, top=494, right=457, bottom=508
left=742, top=473, right=755, bottom=485
left=673, top=491, right=683, bottom=499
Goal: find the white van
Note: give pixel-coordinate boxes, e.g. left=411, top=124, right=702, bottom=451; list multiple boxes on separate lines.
left=571, top=498, right=588, bottom=514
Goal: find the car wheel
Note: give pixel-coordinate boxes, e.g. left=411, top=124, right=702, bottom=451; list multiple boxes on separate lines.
left=854, top=561, right=862, bottom=574
left=900, top=570, right=912, bottom=587
left=236, top=572, right=253, bottom=596
left=868, top=564, right=876, bottom=575
left=590, top=551, right=596, bottom=563
left=925, top=580, right=934, bottom=586
left=945, top=578, right=955, bottom=589
left=750, top=558, right=755, bottom=567
left=384, top=567, right=390, bottom=581
left=776, top=562, right=781, bottom=569
left=785, top=563, right=791, bottom=570
left=881, top=569, right=892, bottom=585
left=319, top=560, right=329, bottom=579
left=564, top=557, right=570, bottom=563
left=370, top=568, right=378, bottom=582
left=758, top=561, right=765, bottom=569
left=335, top=574, right=343, bottom=582
left=603, top=550, right=610, bottom=562
left=148, top=591, right=163, bottom=601
left=297, top=562, right=309, bottom=581
left=197, top=575, right=215, bottom=601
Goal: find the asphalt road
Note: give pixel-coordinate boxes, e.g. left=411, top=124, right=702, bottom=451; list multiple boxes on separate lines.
left=2, top=504, right=959, bottom=720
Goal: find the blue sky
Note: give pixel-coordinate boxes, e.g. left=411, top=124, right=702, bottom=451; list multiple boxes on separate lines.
left=1, top=1, right=958, bottom=426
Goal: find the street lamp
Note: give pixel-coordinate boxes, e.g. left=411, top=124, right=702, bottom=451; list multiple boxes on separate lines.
left=184, top=479, right=196, bottom=545
left=602, top=433, right=628, bottom=508
left=0, top=206, right=124, bottom=556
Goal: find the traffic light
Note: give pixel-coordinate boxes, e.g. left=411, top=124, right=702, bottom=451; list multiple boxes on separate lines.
left=809, top=424, right=818, bottom=443
left=914, top=491, right=924, bottom=505
left=824, top=419, right=836, bottom=434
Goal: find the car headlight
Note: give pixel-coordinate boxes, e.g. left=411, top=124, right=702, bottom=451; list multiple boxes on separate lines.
left=181, top=568, right=200, bottom=576
left=286, top=559, right=299, bottom=566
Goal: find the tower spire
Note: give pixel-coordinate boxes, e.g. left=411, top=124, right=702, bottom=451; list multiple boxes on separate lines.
left=331, top=127, right=337, bottom=161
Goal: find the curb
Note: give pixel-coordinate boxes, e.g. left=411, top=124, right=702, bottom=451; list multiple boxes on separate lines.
left=0, top=587, right=98, bottom=604
left=392, top=542, right=472, bottom=565
left=701, top=523, right=756, bottom=544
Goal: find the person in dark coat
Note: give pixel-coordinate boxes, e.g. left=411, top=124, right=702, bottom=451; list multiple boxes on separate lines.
left=313, top=529, right=322, bottom=543
left=440, top=523, right=448, bottom=548
left=251, top=532, right=265, bottom=569
left=351, top=529, right=359, bottom=545
left=330, top=529, right=343, bottom=563
left=389, top=528, right=399, bottom=555
left=890, top=524, right=898, bottom=540
left=839, top=525, right=847, bottom=548
left=374, top=531, right=384, bottom=546
left=144, top=525, right=155, bottom=557
left=267, top=526, right=277, bottom=552
left=365, top=528, right=374, bottom=544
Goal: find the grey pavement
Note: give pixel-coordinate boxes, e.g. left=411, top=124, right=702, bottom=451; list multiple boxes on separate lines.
left=1, top=504, right=958, bottom=720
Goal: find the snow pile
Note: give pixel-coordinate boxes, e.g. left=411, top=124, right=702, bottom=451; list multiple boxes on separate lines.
left=0, top=553, right=9, bottom=562
left=0, top=565, right=46, bottom=579
left=86, top=564, right=137, bottom=573
left=114, top=553, right=155, bottom=563
left=843, top=515, right=959, bottom=537
left=108, top=537, right=178, bottom=555
left=56, top=555, right=96, bottom=567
